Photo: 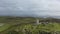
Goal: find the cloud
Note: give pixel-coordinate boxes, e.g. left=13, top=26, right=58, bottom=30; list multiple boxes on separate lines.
left=0, top=0, right=60, bottom=17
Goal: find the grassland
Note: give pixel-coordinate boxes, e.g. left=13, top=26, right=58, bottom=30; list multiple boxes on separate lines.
left=0, top=16, right=60, bottom=34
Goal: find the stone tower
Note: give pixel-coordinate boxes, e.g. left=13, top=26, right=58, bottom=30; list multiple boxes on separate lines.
left=36, top=18, right=40, bottom=24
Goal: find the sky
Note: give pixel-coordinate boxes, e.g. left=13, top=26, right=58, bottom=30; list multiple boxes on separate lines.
left=0, top=0, right=60, bottom=17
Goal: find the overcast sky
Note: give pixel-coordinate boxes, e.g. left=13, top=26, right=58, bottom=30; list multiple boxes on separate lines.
left=0, top=0, right=60, bottom=17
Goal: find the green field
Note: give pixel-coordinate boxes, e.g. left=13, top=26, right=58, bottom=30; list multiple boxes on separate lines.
left=0, top=16, right=60, bottom=34
left=0, top=24, right=12, bottom=32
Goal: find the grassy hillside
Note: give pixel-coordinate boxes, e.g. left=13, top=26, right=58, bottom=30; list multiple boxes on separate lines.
left=0, top=24, right=12, bottom=32
left=0, top=16, right=60, bottom=34
left=0, top=16, right=36, bottom=24
left=1, top=23, right=60, bottom=34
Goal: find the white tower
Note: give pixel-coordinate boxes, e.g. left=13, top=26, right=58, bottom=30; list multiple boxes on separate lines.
left=36, top=18, right=40, bottom=24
